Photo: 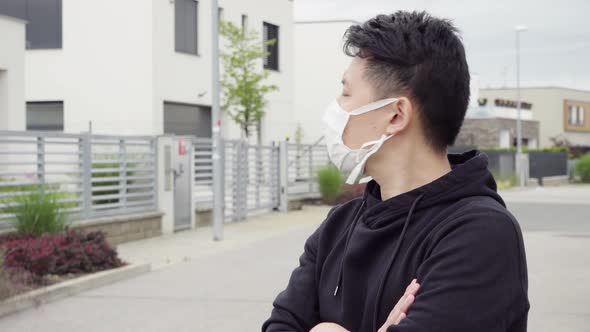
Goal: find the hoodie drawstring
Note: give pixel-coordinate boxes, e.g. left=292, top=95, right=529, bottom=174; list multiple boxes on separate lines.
left=333, top=199, right=366, bottom=296
left=372, top=193, right=424, bottom=332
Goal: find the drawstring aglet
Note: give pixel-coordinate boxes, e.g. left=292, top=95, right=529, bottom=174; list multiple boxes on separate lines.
left=333, top=285, right=339, bottom=296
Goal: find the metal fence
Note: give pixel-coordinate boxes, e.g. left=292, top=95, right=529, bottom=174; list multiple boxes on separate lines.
left=193, top=138, right=328, bottom=221
left=0, top=130, right=326, bottom=228
left=225, top=140, right=280, bottom=221
left=0, top=130, right=157, bottom=225
left=287, top=143, right=329, bottom=198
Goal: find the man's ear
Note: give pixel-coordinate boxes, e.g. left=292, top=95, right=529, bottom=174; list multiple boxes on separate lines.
left=385, top=97, right=413, bottom=135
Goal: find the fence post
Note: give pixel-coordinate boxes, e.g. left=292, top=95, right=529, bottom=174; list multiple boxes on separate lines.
left=151, top=137, right=158, bottom=209
left=240, top=141, right=248, bottom=221
left=256, top=144, right=261, bottom=210
left=230, top=141, right=239, bottom=222
left=119, top=139, right=127, bottom=210
left=279, top=141, right=289, bottom=212
left=80, top=132, right=92, bottom=219
left=36, top=136, right=45, bottom=184
left=270, top=142, right=279, bottom=209
left=308, top=145, right=313, bottom=193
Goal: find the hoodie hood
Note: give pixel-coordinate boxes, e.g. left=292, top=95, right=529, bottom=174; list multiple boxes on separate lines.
left=362, top=149, right=505, bottom=229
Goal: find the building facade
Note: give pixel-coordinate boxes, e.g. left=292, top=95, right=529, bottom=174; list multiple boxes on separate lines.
left=0, top=0, right=294, bottom=144
left=479, top=87, right=590, bottom=148
left=454, top=96, right=540, bottom=149
left=0, top=14, right=26, bottom=131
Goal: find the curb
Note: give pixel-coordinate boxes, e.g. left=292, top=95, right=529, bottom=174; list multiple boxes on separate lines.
left=0, top=263, right=151, bottom=318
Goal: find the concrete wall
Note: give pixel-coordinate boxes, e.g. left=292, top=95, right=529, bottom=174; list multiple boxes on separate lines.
left=0, top=14, right=26, bottom=131
left=480, top=87, right=590, bottom=148
left=0, top=212, right=163, bottom=247
left=73, top=212, right=163, bottom=247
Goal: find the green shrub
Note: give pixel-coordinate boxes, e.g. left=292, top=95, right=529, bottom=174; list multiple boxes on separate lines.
left=3, top=186, right=67, bottom=236
left=317, top=165, right=343, bottom=204
left=575, top=153, right=590, bottom=183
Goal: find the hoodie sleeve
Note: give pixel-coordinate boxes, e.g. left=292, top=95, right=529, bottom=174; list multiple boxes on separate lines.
left=386, top=210, right=530, bottom=332
left=261, top=206, right=336, bottom=332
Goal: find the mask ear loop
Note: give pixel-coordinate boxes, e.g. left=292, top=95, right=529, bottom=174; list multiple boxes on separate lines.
left=346, top=134, right=393, bottom=184
left=352, top=137, right=383, bottom=163
left=349, top=98, right=398, bottom=115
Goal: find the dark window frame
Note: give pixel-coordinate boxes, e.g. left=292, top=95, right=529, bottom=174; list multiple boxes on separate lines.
left=263, top=22, right=279, bottom=71
left=175, top=0, right=199, bottom=56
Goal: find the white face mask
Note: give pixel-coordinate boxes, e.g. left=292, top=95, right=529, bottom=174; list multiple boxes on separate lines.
left=322, top=97, right=398, bottom=184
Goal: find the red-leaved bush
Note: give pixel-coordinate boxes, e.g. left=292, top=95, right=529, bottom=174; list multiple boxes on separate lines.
left=2, top=229, right=125, bottom=280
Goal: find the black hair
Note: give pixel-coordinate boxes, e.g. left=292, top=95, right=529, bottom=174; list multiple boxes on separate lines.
left=343, top=11, right=470, bottom=152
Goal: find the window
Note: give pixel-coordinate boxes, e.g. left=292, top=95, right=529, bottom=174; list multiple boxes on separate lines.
left=0, top=0, right=62, bottom=49
left=26, top=101, right=64, bottom=131
left=263, top=22, right=279, bottom=71
left=568, top=105, right=575, bottom=125
left=568, top=105, right=586, bottom=126
left=218, top=7, right=224, bottom=21
left=241, top=14, right=248, bottom=32
left=175, top=0, right=198, bottom=55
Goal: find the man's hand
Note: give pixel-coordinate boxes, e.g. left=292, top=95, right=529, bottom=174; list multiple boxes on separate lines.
left=377, top=278, right=421, bottom=332
left=310, top=322, right=350, bottom=332
left=310, top=279, right=420, bottom=332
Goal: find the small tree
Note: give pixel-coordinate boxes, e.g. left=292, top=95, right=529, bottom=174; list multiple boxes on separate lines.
left=219, top=21, right=279, bottom=142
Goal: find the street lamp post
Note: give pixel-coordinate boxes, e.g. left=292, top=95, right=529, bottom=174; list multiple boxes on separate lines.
left=515, top=25, right=528, bottom=188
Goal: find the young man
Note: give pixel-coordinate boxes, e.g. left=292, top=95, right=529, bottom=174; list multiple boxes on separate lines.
left=262, top=11, right=529, bottom=332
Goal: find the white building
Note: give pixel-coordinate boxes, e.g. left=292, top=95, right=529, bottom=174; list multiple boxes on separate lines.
left=0, top=14, right=26, bottom=131
left=293, top=19, right=359, bottom=143
left=0, top=0, right=294, bottom=144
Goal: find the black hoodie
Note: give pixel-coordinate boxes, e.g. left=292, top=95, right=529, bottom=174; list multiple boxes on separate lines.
left=262, top=149, right=530, bottom=332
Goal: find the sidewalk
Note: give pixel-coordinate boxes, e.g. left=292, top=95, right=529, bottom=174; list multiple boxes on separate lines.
left=116, top=205, right=330, bottom=270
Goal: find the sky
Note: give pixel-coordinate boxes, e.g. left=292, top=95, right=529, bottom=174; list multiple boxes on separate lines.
left=294, top=0, right=590, bottom=91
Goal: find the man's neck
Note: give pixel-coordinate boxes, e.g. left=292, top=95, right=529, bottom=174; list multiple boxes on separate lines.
left=371, top=147, right=452, bottom=201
